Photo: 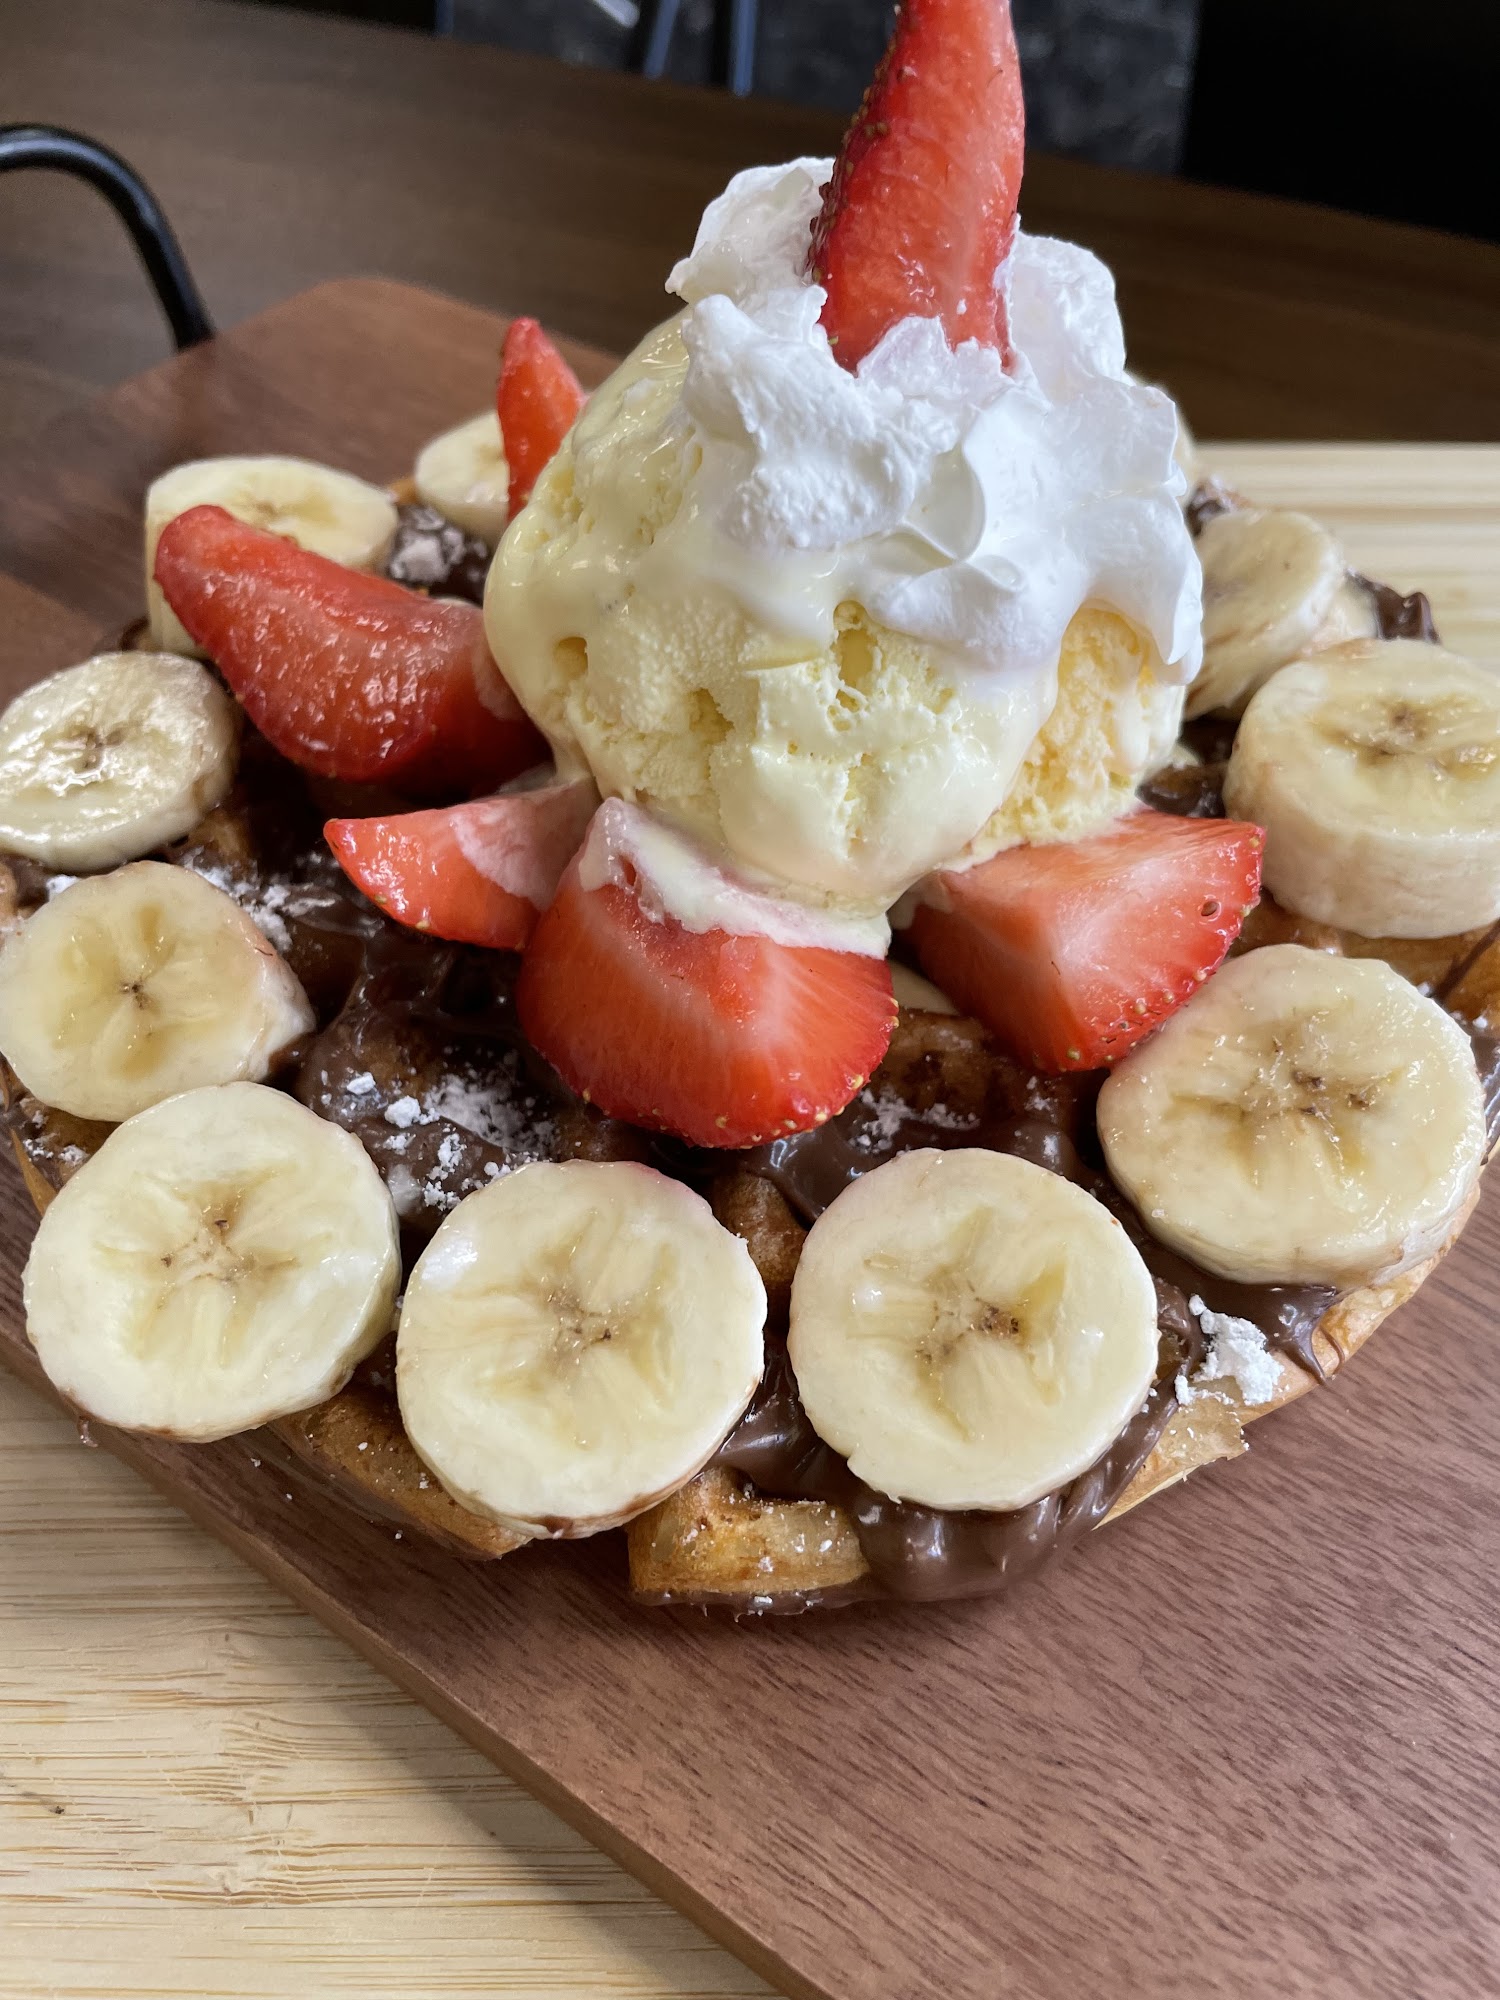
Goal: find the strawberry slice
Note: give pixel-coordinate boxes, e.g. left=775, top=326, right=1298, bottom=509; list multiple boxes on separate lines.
left=517, top=846, right=898, bottom=1148
left=908, top=812, right=1264, bottom=1072
left=498, top=317, right=586, bottom=521
left=807, top=0, right=1026, bottom=370
left=326, top=776, right=597, bottom=951
left=154, top=505, right=544, bottom=797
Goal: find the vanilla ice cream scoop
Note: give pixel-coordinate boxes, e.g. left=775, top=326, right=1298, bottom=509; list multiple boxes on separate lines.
left=485, top=158, right=1202, bottom=928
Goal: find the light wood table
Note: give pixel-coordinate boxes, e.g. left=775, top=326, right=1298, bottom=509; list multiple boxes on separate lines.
left=0, top=1364, right=769, bottom=1998
left=4, top=6, right=1500, bottom=1998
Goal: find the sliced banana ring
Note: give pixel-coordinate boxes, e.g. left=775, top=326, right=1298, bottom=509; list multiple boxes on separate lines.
left=1187, top=507, right=1354, bottom=719
left=1098, top=944, right=1486, bottom=1291
left=414, top=411, right=510, bottom=546
left=0, top=652, right=238, bottom=872
left=889, top=962, right=959, bottom=1014
left=145, top=455, right=399, bottom=655
left=23, top=1082, right=400, bottom=1441
left=397, top=1160, right=766, bottom=1539
left=0, top=861, right=313, bottom=1123
left=1224, top=639, right=1500, bottom=939
left=786, top=1149, right=1159, bottom=1513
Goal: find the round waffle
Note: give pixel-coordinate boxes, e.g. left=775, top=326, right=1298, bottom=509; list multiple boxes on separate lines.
left=7, top=859, right=1495, bottom=1603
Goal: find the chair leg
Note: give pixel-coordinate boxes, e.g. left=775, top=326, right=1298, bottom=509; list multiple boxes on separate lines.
left=719, top=0, right=758, bottom=93
left=633, top=0, right=681, bottom=79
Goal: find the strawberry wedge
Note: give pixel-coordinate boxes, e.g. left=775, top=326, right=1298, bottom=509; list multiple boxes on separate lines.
left=155, top=505, right=544, bottom=797
left=326, top=777, right=597, bottom=951
left=909, top=812, right=1264, bottom=1072
left=517, top=845, right=897, bottom=1149
left=498, top=317, right=586, bottom=521
left=807, top=0, right=1026, bottom=369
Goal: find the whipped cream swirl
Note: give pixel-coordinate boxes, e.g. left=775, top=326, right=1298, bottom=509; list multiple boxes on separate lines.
left=667, top=157, right=1203, bottom=692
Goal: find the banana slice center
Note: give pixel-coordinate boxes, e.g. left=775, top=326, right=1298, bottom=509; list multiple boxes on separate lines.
left=64, top=903, right=227, bottom=1077
left=104, top=1167, right=326, bottom=1368
left=1328, top=691, right=1500, bottom=783
left=861, top=1210, right=1074, bottom=1432
left=244, top=496, right=329, bottom=538
left=45, top=717, right=135, bottom=786
left=458, top=1214, right=681, bottom=1452
left=1180, top=1011, right=1401, bottom=1192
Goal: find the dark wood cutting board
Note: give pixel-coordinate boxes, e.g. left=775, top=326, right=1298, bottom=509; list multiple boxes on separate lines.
left=2, top=281, right=1498, bottom=2000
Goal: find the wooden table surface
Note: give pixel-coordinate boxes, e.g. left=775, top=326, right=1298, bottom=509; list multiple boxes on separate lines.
left=3, top=6, right=1500, bottom=1998
left=6, top=0, right=1500, bottom=451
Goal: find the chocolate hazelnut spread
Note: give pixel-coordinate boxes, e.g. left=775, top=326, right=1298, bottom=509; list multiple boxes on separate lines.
left=713, top=1340, right=1192, bottom=1603
left=384, top=503, right=491, bottom=606
left=1358, top=576, right=1440, bottom=646
left=167, top=733, right=644, bottom=1235
left=5, top=696, right=1493, bottom=1609
left=699, top=1026, right=1335, bottom=1604
left=1184, top=477, right=1239, bottom=537
left=1136, top=758, right=1226, bottom=819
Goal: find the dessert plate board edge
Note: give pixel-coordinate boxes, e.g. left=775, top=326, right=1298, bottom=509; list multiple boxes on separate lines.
left=2, top=280, right=1498, bottom=2000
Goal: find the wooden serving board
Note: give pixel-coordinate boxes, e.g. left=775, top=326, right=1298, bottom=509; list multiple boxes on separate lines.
left=3, top=281, right=1500, bottom=2000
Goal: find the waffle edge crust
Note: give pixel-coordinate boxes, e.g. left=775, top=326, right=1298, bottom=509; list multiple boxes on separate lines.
left=5, top=912, right=1493, bottom=1611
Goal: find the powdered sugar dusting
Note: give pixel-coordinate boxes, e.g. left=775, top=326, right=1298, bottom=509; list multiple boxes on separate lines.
left=178, top=856, right=302, bottom=953
left=365, top=1054, right=560, bottom=1215
left=1176, top=1296, right=1283, bottom=1408
left=852, top=1089, right=980, bottom=1152
left=423, top=1064, right=555, bottom=1153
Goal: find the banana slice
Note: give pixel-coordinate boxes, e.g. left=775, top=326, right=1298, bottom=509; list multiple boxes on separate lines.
left=786, top=1149, right=1159, bottom=1513
left=413, top=412, right=509, bottom=547
left=1317, top=577, right=1380, bottom=649
left=23, top=1082, right=399, bottom=1441
left=1224, top=639, right=1500, bottom=939
left=0, top=653, right=238, bottom=871
left=145, top=456, right=399, bottom=655
left=0, top=862, right=313, bottom=1122
left=1187, top=508, right=1352, bottom=719
left=1098, top=943, right=1485, bottom=1290
left=889, top=963, right=959, bottom=1014
left=397, top=1160, right=765, bottom=1538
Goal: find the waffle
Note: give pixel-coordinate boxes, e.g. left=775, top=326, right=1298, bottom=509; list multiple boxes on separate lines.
left=7, top=883, right=1495, bottom=1596
left=5, top=477, right=1493, bottom=1607
left=629, top=955, right=1494, bottom=1610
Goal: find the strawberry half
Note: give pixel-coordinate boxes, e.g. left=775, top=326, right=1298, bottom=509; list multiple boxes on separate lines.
left=498, top=317, right=586, bottom=521
left=517, top=847, right=898, bottom=1148
left=326, top=777, right=597, bottom=951
left=155, top=505, right=544, bottom=798
left=806, top=0, right=1026, bottom=370
left=908, top=811, right=1264, bottom=1072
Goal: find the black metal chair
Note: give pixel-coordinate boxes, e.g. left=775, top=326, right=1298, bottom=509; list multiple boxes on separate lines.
left=633, top=0, right=760, bottom=95
left=0, top=124, right=212, bottom=351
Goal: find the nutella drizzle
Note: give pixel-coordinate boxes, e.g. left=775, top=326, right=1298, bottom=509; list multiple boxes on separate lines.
left=1358, top=575, right=1441, bottom=646
left=1, top=507, right=1485, bottom=1610
left=164, top=734, right=645, bottom=1240
left=714, top=1343, right=1190, bottom=1603
left=384, top=503, right=491, bottom=606
left=704, top=1040, right=1332, bottom=1603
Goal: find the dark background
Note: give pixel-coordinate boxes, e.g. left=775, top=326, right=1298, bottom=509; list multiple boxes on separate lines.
left=250, top=0, right=1492, bottom=241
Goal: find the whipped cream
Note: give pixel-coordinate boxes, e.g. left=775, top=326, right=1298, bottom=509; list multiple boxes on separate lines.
left=486, top=156, right=1202, bottom=937
left=578, top=798, right=890, bottom=957
left=666, top=158, right=1202, bottom=691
